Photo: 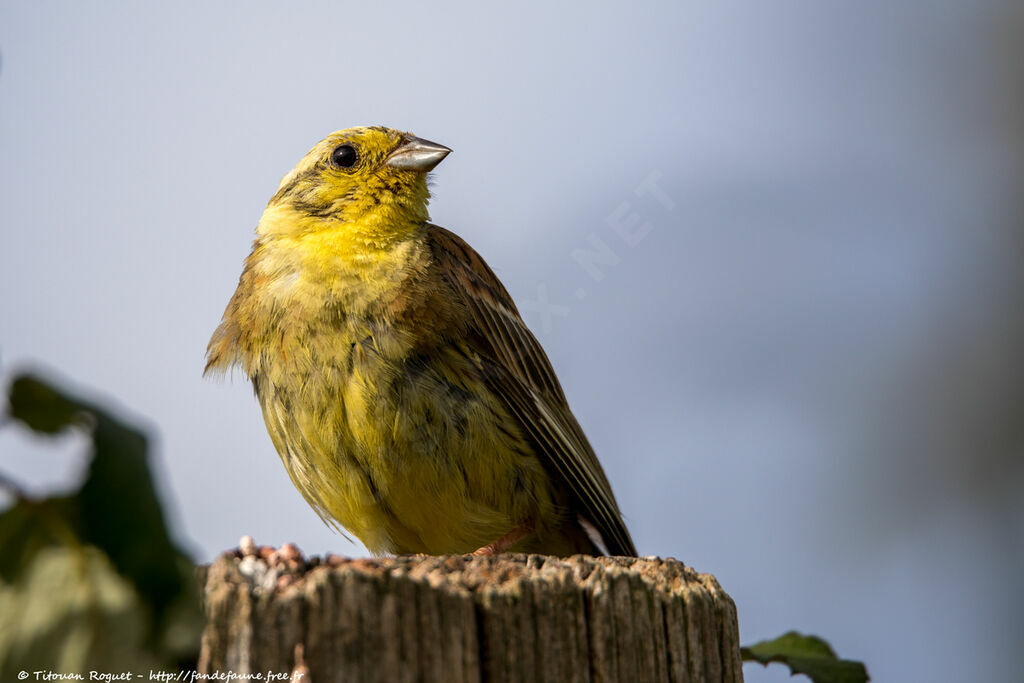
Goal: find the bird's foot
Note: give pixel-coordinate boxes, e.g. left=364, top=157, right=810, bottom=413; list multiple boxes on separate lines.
left=472, top=526, right=531, bottom=556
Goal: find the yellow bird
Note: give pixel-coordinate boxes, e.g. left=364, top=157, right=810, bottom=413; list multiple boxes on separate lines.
left=206, top=127, right=636, bottom=557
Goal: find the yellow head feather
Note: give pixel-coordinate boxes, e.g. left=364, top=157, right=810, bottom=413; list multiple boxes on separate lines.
left=204, top=126, right=448, bottom=375
left=258, top=126, right=435, bottom=247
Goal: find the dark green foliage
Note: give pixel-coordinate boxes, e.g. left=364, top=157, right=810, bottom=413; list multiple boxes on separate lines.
left=78, top=409, right=185, bottom=631
left=1, top=372, right=202, bottom=674
left=742, top=631, right=869, bottom=683
left=7, top=375, right=81, bottom=434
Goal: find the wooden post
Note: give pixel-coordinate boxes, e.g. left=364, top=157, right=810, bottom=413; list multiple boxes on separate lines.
left=198, top=553, right=743, bottom=683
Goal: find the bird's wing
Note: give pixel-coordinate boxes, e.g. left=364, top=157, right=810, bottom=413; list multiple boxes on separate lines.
left=426, top=224, right=637, bottom=556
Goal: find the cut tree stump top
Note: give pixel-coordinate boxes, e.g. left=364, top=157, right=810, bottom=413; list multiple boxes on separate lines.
left=198, top=553, right=742, bottom=683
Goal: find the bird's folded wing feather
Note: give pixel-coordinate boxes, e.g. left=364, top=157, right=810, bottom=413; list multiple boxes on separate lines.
left=426, top=224, right=636, bottom=556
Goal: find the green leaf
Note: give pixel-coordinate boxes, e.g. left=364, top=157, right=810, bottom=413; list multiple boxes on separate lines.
left=7, top=375, right=82, bottom=434
left=3, top=371, right=199, bottom=655
left=77, top=413, right=185, bottom=630
left=741, top=631, right=869, bottom=683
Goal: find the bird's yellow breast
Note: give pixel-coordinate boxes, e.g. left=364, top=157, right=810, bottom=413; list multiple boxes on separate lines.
left=232, top=218, right=556, bottom=554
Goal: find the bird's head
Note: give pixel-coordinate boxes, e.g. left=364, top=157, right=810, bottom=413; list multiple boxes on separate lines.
left=258, top=126, right=451, bottom=242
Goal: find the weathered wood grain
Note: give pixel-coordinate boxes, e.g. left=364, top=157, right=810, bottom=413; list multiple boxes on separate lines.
left=198, top=554, right=742, bottom=683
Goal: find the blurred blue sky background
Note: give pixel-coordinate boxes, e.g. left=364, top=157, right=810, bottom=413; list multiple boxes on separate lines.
left=2, top=2, right=1022, bottom=681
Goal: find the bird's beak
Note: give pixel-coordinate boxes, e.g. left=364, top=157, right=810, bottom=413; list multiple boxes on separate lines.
left=386, top=135, right=452, bottom=171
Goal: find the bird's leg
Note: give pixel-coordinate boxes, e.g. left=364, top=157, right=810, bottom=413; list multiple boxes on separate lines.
left=472, top=525, right=532, bottom=556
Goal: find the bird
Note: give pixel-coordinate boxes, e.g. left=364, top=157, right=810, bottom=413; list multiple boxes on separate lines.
left=205, top=126, right=636, bottom=557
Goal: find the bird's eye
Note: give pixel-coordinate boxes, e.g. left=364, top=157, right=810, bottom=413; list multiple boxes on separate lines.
left=330, top=144, right=358, bottom=169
